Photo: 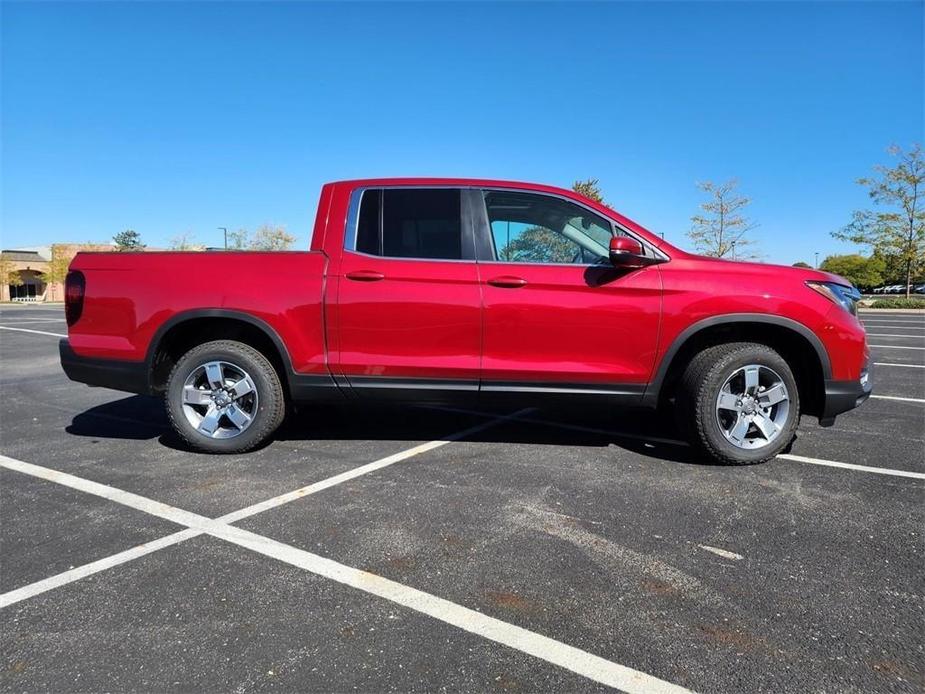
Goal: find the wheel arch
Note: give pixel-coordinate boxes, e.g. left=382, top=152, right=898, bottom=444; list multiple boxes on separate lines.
left=146, top=310, right=295, bottom=397
left=645, top=314, right=831, bottom=417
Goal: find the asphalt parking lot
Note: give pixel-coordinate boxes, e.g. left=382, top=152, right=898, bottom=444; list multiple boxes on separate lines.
left=1, top=304, right=922, bottom=693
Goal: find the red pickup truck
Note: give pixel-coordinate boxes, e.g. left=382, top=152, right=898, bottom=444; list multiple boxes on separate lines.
left=60, top=178, right=870, bottom=464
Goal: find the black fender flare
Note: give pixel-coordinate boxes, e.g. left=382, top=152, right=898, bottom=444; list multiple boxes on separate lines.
left=641, top=313, right=832, bottom=407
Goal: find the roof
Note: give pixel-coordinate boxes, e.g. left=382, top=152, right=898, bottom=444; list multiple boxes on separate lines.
left=326, top=177, right=682, bottom=255
left=1, top=250, right=48, bottom=263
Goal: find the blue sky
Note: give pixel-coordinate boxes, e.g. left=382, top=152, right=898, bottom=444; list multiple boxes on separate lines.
left=1, top=1, right=922, bottom=264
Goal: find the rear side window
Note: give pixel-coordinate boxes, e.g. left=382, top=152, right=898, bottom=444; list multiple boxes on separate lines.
left=355, top=188, right=462, bottom=260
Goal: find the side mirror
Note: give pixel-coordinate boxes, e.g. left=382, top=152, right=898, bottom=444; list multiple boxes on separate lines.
left=609, top=236, right=649, bottom=268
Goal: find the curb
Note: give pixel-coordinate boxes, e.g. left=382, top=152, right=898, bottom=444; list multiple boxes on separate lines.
left=859, top=309, right=925, bottom=315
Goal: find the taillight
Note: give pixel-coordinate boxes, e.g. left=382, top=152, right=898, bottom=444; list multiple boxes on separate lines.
left=65, top=271, right=85, bottom=326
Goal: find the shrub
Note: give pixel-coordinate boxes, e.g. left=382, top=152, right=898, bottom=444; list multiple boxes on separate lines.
left=869, top=298, right=925, bottom=309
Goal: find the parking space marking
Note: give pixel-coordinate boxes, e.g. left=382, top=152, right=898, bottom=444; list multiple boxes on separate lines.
left=874, top=362, right=925, bottom=368
left=220, top=408, right=535, bottom=524
left=0, top=453, right=693, bottom=694
left=778, top=454, right=925, bottom=480
left=0, top=319, right=67, bottom=324
left=870, top=344, right=925, bottom=350
left=429, top=407, right=925, bottom=479
left=0, top=326, right=66, bottom=338
left=0, top=409, right=532, bottom=606
left=865, top=333, right=925, bottom=339
left=0, top=529, right=199, bottom=608
left=870, top=394, right=925, bottom=403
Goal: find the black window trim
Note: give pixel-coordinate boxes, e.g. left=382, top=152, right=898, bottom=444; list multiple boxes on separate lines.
left=343, top=185, right=476, bottom=263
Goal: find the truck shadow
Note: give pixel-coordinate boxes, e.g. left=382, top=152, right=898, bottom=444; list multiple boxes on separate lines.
left=65, top=394, right=725, bottom=466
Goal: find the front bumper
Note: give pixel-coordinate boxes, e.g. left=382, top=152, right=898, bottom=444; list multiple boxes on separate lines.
left=59, top=339, right=149, bottom=395
left=818, top=368, right=871, bottom=426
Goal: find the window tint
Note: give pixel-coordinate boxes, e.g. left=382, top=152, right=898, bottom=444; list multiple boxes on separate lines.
left=383, top=189, right=461, bottom=259
left=485, top=191, right=614, bottom=264
left=354, top=188, right=462, bottom=260
left=356, top=189, right=381, bottom=255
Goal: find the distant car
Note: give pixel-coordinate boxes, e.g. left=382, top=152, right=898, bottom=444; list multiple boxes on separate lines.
left=872, top=286, right=885, bottom=294
left=915, top=284, right=925, bottom=294
left=886, top=284, right=904, bottom=294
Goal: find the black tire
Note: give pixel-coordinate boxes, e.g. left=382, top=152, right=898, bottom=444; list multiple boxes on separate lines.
left=165, top=340, right=285, bottom=453
left=678, top=342, right=800, bottom=465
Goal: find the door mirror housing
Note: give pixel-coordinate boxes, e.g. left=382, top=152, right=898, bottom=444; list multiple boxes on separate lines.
left=609, top=236, right=652, bottom=268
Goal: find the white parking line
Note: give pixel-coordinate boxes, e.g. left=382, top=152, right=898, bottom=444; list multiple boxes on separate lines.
left=0, top=326, right=66, bottom=338
left=431, top=406, right=925, bottom=479
left=778, top=454, right=925, bottom=480
left=865, top=334, right=925, bottom=339
left=874, top=363, right=925, bottom=368
left=870, top=344, right=925, bottom=350
left=0, top=410, right=532, bottom=608
left=870, top=394, right=925, bottom=404
left=0, top=453, right=692, bottom=694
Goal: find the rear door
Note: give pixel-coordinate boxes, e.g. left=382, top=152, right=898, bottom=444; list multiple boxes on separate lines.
left=474, top=189, right=662, bottom=399
left=330, top=187, right=482, bottom=400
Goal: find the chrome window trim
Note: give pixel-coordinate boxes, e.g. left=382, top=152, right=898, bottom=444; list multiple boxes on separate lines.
left=342, top=248, right=480, bottom=265
left=343, top=184, right=670, bottom=264
left=344, top=185, right=472, bottom=255
left=479, top=187, right=670, bottom=264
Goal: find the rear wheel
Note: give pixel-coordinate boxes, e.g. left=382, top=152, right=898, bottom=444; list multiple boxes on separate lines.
left=679, top=342, right=800, bottom=465
left=165, top=340, right=285, bottom=453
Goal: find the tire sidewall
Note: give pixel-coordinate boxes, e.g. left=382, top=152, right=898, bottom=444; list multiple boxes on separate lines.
left=697, top=347, right=800, bottom=464
left=166, top=342, right=282, bottom=453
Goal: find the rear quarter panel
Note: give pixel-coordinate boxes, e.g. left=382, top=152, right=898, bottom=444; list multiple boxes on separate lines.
left=68, top=251, right=329, bottom=374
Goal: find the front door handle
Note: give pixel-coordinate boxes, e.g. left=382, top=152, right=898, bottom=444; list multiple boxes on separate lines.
left=487, top=275, right=528, bottom=288
left=345, top=270, right=385, bottom=282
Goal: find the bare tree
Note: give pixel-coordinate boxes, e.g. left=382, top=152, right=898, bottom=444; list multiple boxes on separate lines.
left=250, top=224, right=296, bottom=251
left=688, top=179, right=759, bottom=259
left=832, top=144, right=924, bottom=298
left=169, top=231, right=201, bottom=251
left=227, top=228, right=250, bottom=250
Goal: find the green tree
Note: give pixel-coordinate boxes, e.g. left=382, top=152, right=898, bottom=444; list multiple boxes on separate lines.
left=0, top=258, right=23, bottom=289
left=687, top=179, right=760, bottom=259
left=572, top=178, right=606, bottom=205
left=113, top=229, right=144, bottom=251
left=500, top=227, right=577, bottom=263
left=792, top=261, right=812, bottom=268
left=44, top=251, right=72, bottom=301
left=833, top=144, right=925, bottom=298
left=819, top=253, right=885, bottom=289
left=250, top=224, right=296, bottom=250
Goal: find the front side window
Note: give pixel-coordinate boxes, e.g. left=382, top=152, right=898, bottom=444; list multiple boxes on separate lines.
left=484, top=191, right=614, bottom=264
left=355, top=188, right=462, bottom=260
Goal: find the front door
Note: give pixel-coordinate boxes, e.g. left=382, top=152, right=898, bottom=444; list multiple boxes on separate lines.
left=331, top=187, right=482, bottom=400
left=475, top=189, right=662, bottom=399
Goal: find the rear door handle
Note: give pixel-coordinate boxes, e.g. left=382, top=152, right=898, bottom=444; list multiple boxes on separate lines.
left=487, top=275, right=527, bottom=288
left=345, top=270, right=385, bottom=282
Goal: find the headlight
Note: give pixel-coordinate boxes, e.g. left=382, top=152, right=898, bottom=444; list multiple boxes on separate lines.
left=806, top=281, right=861, bottom=316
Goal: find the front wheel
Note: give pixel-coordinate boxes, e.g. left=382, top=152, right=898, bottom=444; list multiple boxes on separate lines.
left=165, top=340, right=285, bottom=453
left=679, top=342, right=800, bottom=465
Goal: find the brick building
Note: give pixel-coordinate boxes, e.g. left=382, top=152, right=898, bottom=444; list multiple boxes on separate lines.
left=1, top=244, right=115, bottom=302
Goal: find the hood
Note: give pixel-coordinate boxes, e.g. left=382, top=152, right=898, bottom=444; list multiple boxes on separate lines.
left=684, top=253, right=854, bottom=287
